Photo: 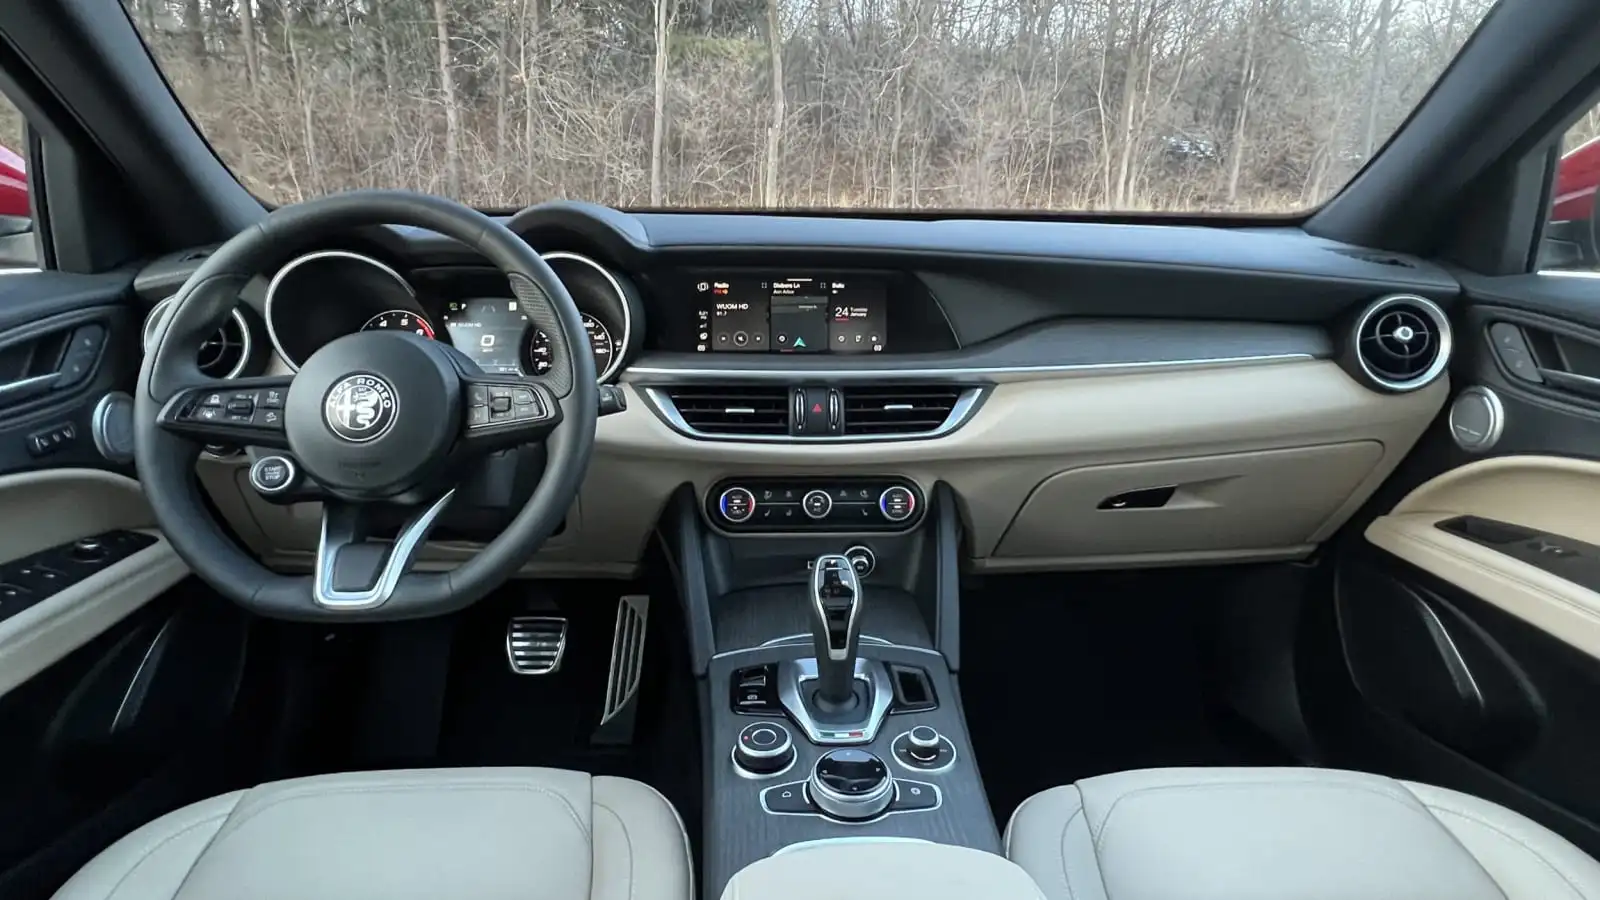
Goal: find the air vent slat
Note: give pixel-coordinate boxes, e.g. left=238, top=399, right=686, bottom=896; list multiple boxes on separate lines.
left=663, top=385, right=789, bottom=435
left=842, top=386, right=963, bottom=436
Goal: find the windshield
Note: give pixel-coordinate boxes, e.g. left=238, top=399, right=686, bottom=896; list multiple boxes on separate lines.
left=130, top=0, right=1495, bottom=214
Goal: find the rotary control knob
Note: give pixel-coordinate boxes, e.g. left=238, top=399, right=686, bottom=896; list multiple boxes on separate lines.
left=719, top=487, right=756, bottom=523
left=808, top=748, right=894, bottom=820
left=734, top=721, right=795, bottom=776
left=802, top=489, right=833, bottom=520
left=907, top=726, right=941, bottom=763
left=879, top=486, right=917, bottom=523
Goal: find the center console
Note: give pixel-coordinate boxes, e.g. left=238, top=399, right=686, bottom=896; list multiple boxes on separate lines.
left=664, top=484, right=998, bottom=895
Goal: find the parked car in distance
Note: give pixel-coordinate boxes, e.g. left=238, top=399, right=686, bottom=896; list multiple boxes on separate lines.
left=0, top=144, right=25, bottom=218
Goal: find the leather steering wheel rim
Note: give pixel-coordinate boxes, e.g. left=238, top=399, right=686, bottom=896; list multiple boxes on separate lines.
left=135, top=190, right=599, bottom=621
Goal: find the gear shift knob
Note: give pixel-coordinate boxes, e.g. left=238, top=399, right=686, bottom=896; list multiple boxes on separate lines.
left=809, top=554, right=863, bottom=710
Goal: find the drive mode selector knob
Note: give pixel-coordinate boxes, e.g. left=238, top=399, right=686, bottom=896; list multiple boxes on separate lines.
left=734, top=722, right=795, bottom=777
left=809, top=748, right=894, bottom=820
left=719, top=487, right=756, bottom=523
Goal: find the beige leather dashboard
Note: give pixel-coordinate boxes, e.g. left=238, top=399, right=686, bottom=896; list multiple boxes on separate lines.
left=200, top=356, right=1446, bottom=576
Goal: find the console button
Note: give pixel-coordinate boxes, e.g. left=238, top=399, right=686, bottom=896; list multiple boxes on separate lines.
left=893, top=780, right=940, bottom=812
left=731, top=664, right=782, bottom=714
left=802, top=489, right=833, bottom=519
left=763, top=782, right=813, bottom=815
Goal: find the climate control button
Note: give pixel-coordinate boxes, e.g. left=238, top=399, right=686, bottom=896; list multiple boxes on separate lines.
left=802, top=489, right=833, bottom=519
left=719, top=487, right=756, bottom=523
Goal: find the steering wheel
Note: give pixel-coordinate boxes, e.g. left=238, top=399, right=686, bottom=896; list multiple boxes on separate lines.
left=135, top=191, right=598, bottom=621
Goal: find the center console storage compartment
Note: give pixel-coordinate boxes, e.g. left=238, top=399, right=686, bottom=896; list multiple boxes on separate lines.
left=719, top=841, right=1043, bottom=900
left=994, top=441, right=1383, bottom=559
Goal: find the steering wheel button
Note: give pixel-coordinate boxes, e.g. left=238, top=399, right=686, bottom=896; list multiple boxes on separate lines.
left=511, top=388, right=536, bottom=406
left=489, top=396, right=513, bottom=414
left=201, top=392, right=225, bottom=407
left=467, top=384, right=489, bottom=408
left=193, top=406, right=224, bottom=422
left=260, top=388, right=285, bottom=409
left=467, top=406, right=490, bottom=427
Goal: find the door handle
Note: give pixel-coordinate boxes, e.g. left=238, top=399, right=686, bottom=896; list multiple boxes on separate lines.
left=0, top=372, right=58, bottom=406
left=1537, top=368, right=1600, bottom=401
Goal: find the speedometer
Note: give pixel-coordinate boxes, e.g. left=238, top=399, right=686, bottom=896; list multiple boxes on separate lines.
left=526, top=314, right=616, bottom=377
left=361, top=309, right=435, bottom=339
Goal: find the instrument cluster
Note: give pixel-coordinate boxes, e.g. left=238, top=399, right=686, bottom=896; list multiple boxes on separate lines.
left=264, top=249, right=636, bottom=383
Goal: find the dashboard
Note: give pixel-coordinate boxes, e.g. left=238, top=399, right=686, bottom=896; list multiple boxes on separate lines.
left=131, top=202, right=1461, bottom=583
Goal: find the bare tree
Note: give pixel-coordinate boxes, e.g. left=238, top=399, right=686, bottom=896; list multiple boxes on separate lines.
left=651, top=0, right=671, bottom=206
left=763, top=0, right=786, bottom=207
left=434, top=0, right=464, bottom=197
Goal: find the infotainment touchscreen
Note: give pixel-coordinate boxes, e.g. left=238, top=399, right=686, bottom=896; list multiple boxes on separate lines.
left=690, top=274, right=886, bottom=354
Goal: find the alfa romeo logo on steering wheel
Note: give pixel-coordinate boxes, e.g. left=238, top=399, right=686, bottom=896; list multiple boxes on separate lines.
left=323, top=373, right=397, bottom=443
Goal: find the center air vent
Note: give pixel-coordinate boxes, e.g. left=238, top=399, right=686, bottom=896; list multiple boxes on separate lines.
left=660, top=385, right=789, bottom=435
left=842, top=386, right=965, bottom=436
left=143, top=297, right=253, bottom=380
left=1351, top=294, right=1451, bottom=392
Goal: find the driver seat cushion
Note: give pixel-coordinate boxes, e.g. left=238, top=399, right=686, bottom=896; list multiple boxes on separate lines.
left=50, top=767, right=694, bottom=900
left=1004, top=766, right=1600, bottom=900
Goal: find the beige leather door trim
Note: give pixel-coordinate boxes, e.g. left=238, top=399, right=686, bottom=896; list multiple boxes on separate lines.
left=0, top=469, right=189, bottom=698
left=1365, top=455, right=1600, bottom=660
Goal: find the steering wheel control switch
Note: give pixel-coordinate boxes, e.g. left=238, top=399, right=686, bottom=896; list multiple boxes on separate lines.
left=891, top=726, right=958, bottom=774
left=707, top=477, right=924, bottom=532
left=733, top=721, right=796, bottom=778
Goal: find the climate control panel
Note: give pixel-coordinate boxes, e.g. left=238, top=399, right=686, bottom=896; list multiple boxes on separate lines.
left=708, top=477, right=924, bottom=532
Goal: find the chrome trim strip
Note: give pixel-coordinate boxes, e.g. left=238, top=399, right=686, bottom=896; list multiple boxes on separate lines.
left=777, top=658, right=894, bottom=745
left=1415, top=599, right=1484, bottom=707
left=759, top=780, right=943, bottom=822
left=264, top=250, right=416, bottom=372
left=640, top=385, right=986, bottom=444
left=541, top=250, right=632, bottom=384
left=313, top=490, right=455, bottom=610
left=0, top=372, right=60, bottom=403
left=716, top=637, right=934, bottom=660
left=1352, top=293, right=1453, bottom=392
left=624, top=351, right=1313, bottom=383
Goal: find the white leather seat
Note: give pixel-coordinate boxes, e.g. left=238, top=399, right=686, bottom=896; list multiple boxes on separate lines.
left=51, top=767, right=693, bottom=900
left=1005, top=767, right=1600, bottom=900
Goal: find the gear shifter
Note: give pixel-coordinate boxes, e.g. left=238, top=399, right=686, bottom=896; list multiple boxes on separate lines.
left=808, top=554, right=864, bottom=714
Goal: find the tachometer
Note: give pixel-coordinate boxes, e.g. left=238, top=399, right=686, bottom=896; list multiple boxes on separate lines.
left=361, top=309, right=435, bottom=339
left=525, top=313, right=617, bottom=377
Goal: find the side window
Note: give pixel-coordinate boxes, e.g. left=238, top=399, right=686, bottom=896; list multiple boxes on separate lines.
left=0, top=92, right=36, bottom=271
left=1541, top=105, right=1600, bottom=273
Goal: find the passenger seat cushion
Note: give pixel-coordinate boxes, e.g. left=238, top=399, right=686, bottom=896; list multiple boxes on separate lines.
left=51, top=767, right=692, bottom=900
left=1004, top=767, right=1600, bottom=900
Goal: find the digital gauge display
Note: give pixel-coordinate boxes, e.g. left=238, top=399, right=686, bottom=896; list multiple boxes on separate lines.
left=441, top=297, right=533, bottom=375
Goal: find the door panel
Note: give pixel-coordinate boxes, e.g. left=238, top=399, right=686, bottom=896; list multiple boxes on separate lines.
left=1316, top=270, right=1600, bottom=858
left=0, top=271, right=246, bottom=899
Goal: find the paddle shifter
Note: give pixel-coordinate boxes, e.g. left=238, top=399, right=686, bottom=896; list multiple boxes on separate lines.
left=808, top=553, right=864, bottom=714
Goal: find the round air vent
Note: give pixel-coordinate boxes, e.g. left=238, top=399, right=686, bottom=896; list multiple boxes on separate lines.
left=1352, top=294, right=1452, bottom=392
left=143, top=297, right=253, bottom=380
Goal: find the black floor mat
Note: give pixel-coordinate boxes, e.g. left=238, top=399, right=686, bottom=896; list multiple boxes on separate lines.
left=960, top=571, right=1295, bottom=823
